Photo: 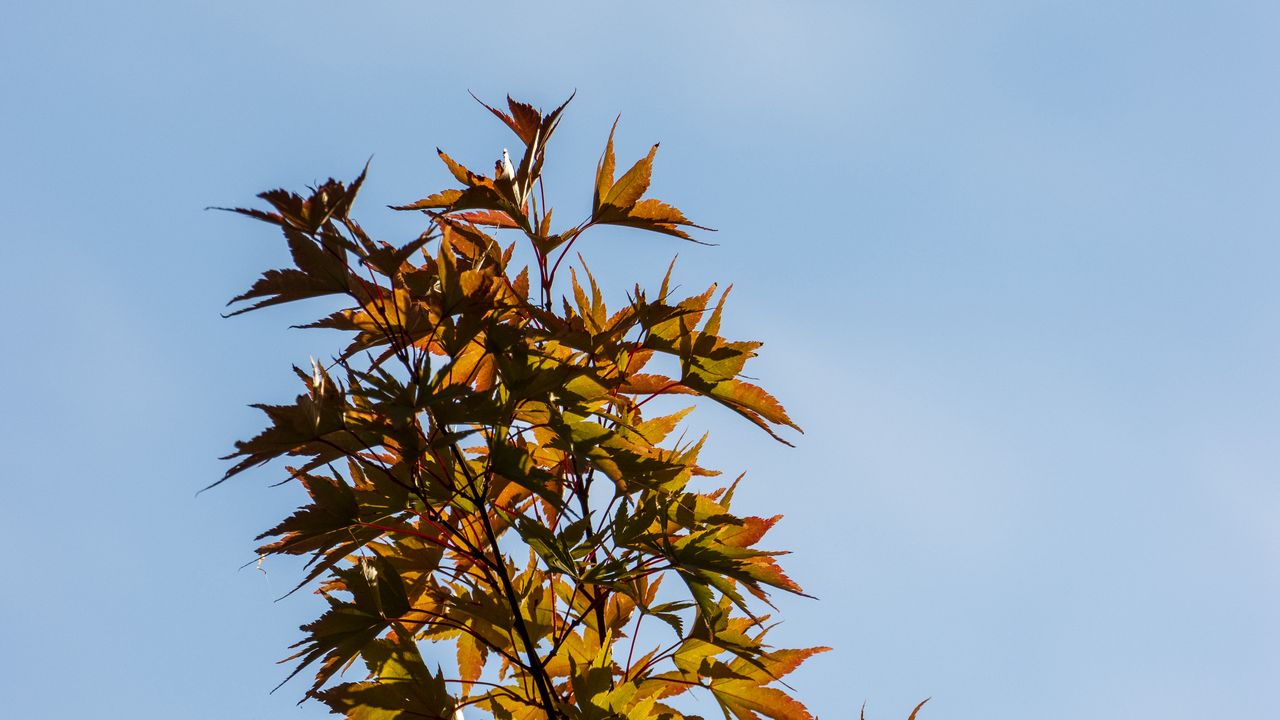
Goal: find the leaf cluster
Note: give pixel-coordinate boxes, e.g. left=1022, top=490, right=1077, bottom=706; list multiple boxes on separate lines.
left=220, top=95, right=835, bottom=720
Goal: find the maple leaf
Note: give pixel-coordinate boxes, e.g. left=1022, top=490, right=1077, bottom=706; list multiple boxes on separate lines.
left=589, top=127, right=713, bottom=243
left=219, top=94, right=844, bottom=720
left=316, top=633, right=454, bottom=719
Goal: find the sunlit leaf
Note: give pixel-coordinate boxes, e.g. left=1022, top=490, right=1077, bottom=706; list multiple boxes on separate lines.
left=603, top=143, right=657, bottom=211
left=220, top=93, right=831, bottom=720
left=593, top=117, right=619, bottom=213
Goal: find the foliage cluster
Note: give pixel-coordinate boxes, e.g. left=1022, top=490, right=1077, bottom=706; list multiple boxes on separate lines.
left=219, top=95, right=835, bottom=720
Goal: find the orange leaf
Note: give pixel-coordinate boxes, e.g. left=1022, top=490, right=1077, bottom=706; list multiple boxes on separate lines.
left=742, top=555, right=807, bottom=596
left=617, top=374, right=697, bottom=396
left=594, top=117, right=619, bottom=212
left=718, top=515, right=781, bottom=549
left=456, top=632, right=486, bottom=694
left=600, top=197, right=716, bottom=243
left=628, top=198, right=698, bottom=226
left=391, top=189, right=462, bottom=211
left=708, top=379, right=802, bottom=439
left=603, top=143, right=658, bottom=210
left=437, top=148, right=490, bottom=188
left=728, top=646, right=830, bottom=686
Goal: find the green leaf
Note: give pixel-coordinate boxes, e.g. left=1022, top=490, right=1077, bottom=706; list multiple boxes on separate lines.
left=282, top=599, right=386, bottom=693
left=508, top=512, right=579, bottom=578
left=255, top=471, right=359, bottom=556
left=315, top=634, right=454, bottom=719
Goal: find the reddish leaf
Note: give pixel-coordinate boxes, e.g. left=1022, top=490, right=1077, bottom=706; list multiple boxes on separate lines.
left=470, top=91, right=533, bottom=146
left=453, top=209, right=519, bottom=228
left=391, top=189, right=462, bottom=211
left=506, top=96, right=542, bottom=145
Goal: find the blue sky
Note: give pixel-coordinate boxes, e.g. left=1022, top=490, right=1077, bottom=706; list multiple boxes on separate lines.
left=2, top=1, right=1278, bottom=718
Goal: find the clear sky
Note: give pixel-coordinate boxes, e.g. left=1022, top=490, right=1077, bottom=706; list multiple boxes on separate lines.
left=3, top=1, right=1278, bottom=718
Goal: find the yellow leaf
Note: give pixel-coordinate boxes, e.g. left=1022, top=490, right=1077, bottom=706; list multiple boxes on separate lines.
left=710, top=682, right=815, bottom=720
left=437, top=148, right=490, bottom=188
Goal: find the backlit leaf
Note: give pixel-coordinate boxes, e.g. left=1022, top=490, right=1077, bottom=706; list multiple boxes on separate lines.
left=593, top=117, right=619, bottom=212
left=603, top=143, right=658, bottom=211
left=220, top=94, right=829, bottom=720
